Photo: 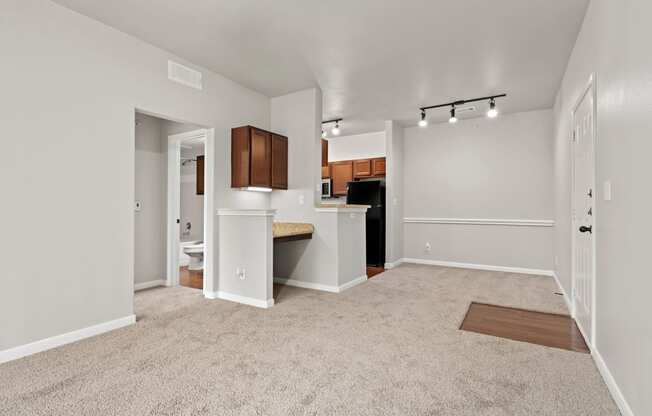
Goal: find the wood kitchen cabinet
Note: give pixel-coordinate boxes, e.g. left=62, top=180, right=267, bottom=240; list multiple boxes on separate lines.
left=231, top=126, right=288, bottom=190
left=372, top=157, right=386, bottom=176
left=330, top=160, right=353, bottom=196
left=321, top=165, right=330, bottom=179
left=353, top=159, right=372, bottom=178
left=196, top=155, right=204, bottom=195
left=271, top=134, right=288, bottom=189
left=321, top=139, right=328, bottom=167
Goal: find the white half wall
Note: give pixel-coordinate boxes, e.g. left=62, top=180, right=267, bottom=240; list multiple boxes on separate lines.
left=327, top=131, right=386, bottom=162
left=385, top=121, right=404, bottom=266
left=402, top=109, right=554, bottom=271
left=553, top=0, right=652, bottom=414
left=0, top=0, right=270, bottom=355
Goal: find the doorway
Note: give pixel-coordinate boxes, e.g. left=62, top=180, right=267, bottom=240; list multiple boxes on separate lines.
left=571, top=75, right=596, bottom=347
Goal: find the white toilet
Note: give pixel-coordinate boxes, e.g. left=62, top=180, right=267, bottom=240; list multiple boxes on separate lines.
left=183, top=241, right=204, bottom=271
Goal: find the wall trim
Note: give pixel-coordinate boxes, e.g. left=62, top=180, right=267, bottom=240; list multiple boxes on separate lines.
left=274, top=274, right=368, bottom=293
left=134, top=279, right=166, bottom=291
left=204, top=290, right=274, bottom=309
left=401, top=258, right=554, bottom=277
left=0, top=315, right=136, bottom=364
left=592, top=348, right=635, bottom=416
left=216, top=209, right=276, bottom=217
left=384, top=259, right=404, bottom=269
left=403, top=217, right=555, bottom=227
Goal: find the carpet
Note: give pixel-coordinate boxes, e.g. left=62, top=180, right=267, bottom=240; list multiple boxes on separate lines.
left=0, top=264, right=619, bottom=415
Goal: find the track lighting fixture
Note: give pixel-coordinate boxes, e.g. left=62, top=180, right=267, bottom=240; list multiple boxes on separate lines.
left=449, top=106, right=458, bottom=124
left=322, top=118, right=342, bottom=137
left=418, top=110, right=428, bottom=127
left=487, top=98, right=498, bottom=118
left=418, top=93, right=506, bottom=125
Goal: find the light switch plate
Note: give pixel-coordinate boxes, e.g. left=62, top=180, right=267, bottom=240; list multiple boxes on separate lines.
left=134, top=201, right=142, bottom=211
left=603, top=180, right=612, bottom=201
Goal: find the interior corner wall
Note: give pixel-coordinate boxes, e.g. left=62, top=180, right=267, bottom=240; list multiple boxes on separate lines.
left=385, top=121, right=404, bottom=265
left=327, top=131, right=386, bottom=162
left=402, top=109, right=554, bottom=271
left=0, top=0, right=270, bottom=353
left=553, top=0, right=652, bottom=414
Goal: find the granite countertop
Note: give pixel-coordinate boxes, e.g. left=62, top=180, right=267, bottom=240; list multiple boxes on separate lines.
left=273, top=222, right=315, bottom=239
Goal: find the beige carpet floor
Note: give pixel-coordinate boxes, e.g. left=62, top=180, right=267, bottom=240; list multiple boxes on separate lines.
left=0, top=265, right=619, bottom=415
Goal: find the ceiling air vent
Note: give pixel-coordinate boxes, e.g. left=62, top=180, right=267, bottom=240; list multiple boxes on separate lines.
left=168, top=60, right=203, bottom=90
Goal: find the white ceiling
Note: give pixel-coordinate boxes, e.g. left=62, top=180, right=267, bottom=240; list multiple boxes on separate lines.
left=54, top=0, right=589, bottom=135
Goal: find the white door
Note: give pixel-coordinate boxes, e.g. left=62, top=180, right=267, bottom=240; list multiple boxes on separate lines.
left=572, top=82, right=595, bottom=345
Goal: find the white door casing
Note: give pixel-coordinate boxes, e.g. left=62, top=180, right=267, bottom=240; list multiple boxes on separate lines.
left=571, top=76, right=596, bottom=347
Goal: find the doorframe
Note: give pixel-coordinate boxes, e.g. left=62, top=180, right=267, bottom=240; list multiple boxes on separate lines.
left=570, top=73, right=597, bottom=347
left=166, top=128, right=215, bottom=291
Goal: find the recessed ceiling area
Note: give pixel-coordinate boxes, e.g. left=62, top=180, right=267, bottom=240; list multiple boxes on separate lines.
left=53, top=0, right=589, bottom=135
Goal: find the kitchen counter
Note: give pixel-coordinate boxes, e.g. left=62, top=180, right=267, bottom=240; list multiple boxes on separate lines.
left=316, top=203, right=370, bottom=209
left=273, top=222, right=315, bottom=242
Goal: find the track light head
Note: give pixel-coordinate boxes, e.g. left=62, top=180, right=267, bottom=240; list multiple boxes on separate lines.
left=449, top=106, right=458, bottom=124
left=487, top=98, right=498, bottom=118
left=331, top=121, right=340, bottom=136
left=418, top=110, right=428, bottom=127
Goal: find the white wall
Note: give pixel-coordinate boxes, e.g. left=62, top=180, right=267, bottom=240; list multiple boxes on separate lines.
left=385, top=121, right=404, bottom=266
left=0, top=0, right=270, bottom=353
left=134, top=114, right=167, bottom=285
left=327, top=131, right=386, bottom=162
left=402, top=110, right=554, bottom=271
left=553, top=0, right=652, bottom=414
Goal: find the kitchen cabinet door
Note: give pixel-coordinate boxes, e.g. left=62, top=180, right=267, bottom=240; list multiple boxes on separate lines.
left=196, top=155, right=205, bottom=195
left=353, top=159, right=372, bottom=178
left=321, top=139, right=328, bottom=167
left=271, top=134, right=288, bottom=189
left=250, top=127, right=272, bottom=187
left=330, top=161, right=353, bottom=196
left=372, top=157, right=386, bottom=176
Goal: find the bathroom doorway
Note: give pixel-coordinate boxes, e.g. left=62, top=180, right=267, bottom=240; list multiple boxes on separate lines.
left=133, top=110, right=214, bottom=294
left=167, top=128, right=214, bottom=291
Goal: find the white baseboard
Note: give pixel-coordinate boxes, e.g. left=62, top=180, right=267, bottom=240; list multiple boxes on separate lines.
left=384, top=259, right=404, bottom=269
left=274, top=274, right=368, bottom=293
left=592, top=348, right=635, bottom=416
left=134, top=279, right=166, bottom=291
left=204, top=291, right=274, bottom=309
left=552, top=272, right=573, bottom=314
left=401, top=258, right=554, bottom=277
left=0, top=315, right=136, bottom=364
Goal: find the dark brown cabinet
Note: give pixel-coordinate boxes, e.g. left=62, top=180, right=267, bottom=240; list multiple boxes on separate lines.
left=196, top=155, right=205, bottom=195
left=330, top=160, right=353, bottom=196
left=271, top=134, right=288, bottom=189
left=231, top=126, right=288, bottom=190
left=321, top=139, right=328, bottom=167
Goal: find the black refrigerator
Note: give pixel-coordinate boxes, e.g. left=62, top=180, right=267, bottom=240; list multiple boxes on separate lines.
left=347, top=180, right=386, bottom=267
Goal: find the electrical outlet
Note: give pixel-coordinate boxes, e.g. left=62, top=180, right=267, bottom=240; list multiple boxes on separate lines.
left=236, top=267, right=246, bottom=280
left=299, top=194, right=305, bottom=205
left=425, top=242, right=431, bottom=252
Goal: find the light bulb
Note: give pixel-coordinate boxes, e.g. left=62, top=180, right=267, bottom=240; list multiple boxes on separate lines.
left=487, top=99, right=498, bottom=118
left=418, top=111, right=428, bottom=127
left=449, top=107, right=458, bottom=124
left=331, top=123, right=340, bottom=135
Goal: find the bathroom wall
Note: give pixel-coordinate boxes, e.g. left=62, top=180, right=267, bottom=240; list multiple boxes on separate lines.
left=180, top=144, right=205, bottom=242
left=134, top=113, right=167, bottom=286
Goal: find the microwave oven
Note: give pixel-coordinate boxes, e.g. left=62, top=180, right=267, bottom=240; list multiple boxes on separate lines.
left=321, top=178, right=332, bottom=198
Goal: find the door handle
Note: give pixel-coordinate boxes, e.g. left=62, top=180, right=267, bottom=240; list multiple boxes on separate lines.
left=579, top=225, right=592, bottom=234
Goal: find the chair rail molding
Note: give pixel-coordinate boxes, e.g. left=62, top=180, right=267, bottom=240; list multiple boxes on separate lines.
left=403, top=217, right=555, bottom=227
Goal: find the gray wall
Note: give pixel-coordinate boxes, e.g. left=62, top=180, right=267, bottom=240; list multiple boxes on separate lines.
left=180, top=145, right=205, bottom=242
left=553, top=0, right=652, bottom=413
left=0, top=0, right=269, bottom=352
left=134, top=114, right=167, bottom=285
left=402, top=109, right=554, bottom=271
left=385, top=121, right=404, bottom=265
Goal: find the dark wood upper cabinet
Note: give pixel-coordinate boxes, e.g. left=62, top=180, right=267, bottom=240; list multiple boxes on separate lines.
left=330, top=160, right=353, bottom=196
left=196, top=155, right=205, bottom=195
left=321, top=139, right=328, bottom=167
left=231, top=126, right=288, bottom=190
left=353, top=159, right=372, bottom=178
left=372, top=157, right=386, bottom=176
left=271, top=134, right=288, bottom=189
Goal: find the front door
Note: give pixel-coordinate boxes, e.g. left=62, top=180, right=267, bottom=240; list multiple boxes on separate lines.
left=572, top=82, right=595, bottom=345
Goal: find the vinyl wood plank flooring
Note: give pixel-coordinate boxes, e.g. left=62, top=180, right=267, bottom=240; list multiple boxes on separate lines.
left=179, top=266, right=203, bottom=290
left=460, top=302, right=589, bottom=353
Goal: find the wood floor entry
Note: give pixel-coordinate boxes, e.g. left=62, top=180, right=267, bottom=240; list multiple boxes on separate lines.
left=460, top=302, right=590, bottom=353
